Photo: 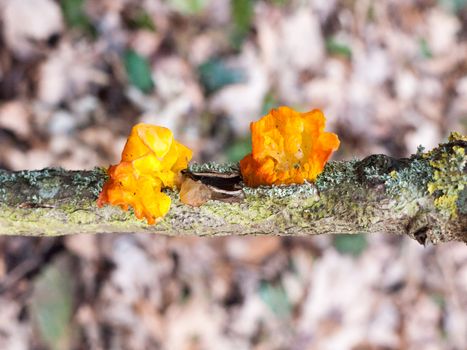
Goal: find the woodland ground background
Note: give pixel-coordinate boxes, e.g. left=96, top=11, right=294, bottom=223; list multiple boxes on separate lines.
left=0, top=0, right=467, bottom=349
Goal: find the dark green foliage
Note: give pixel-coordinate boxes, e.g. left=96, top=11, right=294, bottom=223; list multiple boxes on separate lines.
left=325, top=37, right=352, bottom=59
left=333, top=234, right=368, bottom=257
left=197, top=58, right=245, bottom=94
left=418, top=38, right=433, bottom=59
left=60, top=0, right=95, bottom=36
left=259, top=281, right=291, bottom=317
left=169, top=0, right=210, bottom=14
left=226, top=137, right=252, bottom=162
left=438, top=0, right=467, bottom=13
left=261, top=92, right=278, bottom=115
left=231, top=0, right=254, bottom=49
left=123, top=50, right=155, bottom=93
left=30, top=259, right=74, bottom=350
left=127, top=9, right=156, bottom=31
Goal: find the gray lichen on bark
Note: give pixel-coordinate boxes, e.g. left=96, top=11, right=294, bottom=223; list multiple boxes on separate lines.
left=0, top=135, right=465, bottom=244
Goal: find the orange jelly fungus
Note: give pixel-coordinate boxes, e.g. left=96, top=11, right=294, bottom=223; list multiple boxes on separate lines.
left=97, top=123, right=192, bottom=224
left=240, top=106, right=340, bottom=187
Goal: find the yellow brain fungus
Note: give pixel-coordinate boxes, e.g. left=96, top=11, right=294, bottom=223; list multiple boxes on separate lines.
left=97, top=123, right=192, bottom=224
left=240, top=106, right=340, bottom=187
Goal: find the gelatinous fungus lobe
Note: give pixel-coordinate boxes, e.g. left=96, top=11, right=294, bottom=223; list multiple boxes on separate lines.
left=240, top=106, right=340, bottom=187
left=98, top=123, right=192, bottom=224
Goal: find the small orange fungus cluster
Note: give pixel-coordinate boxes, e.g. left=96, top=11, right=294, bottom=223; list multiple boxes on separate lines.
left=240, top=106, right=340, bottom=187
left=98, top=106, right=339, bottom=224
left=97, top=123, right=192, bottom=224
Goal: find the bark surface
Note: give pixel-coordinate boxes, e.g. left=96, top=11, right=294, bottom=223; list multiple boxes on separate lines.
left=0, top=137, right=465, bottom=244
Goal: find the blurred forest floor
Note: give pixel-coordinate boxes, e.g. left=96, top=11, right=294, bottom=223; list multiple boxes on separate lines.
left=0, top=0, right=466, bottom=349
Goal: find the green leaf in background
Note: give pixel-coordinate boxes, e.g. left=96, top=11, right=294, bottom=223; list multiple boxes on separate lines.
left=223, top=92, right=276, bottom=161
left=419, top=38, right=433, bottom=59
left=231, top=0, right=254, bottom=49
left=225, top=137, right=252, bottom=162
left=438, top=0, right=467, bottom=13
left=123, top=50, right=155, bottom=93
left=430, top=292, right=446, bottom=308
left=60, top=0, right=95, bottom=36
left=333, top=234, right=368, bottom=257
left=270, top=0, right=288, bottom=5
left=127, top=9, right=156, bottom=31
left=367, top=3, right=376, bottom=21
left=30, top=260, right=74, bottom=350
left=168, top=0, right=210, bottom=15
left=325, top=37, right=352, bottom=59
left=261, top=92, right=278, bottom=115
left=198, top=58, right=245, bottom=94
left=259, top=281, right=291, bottom=318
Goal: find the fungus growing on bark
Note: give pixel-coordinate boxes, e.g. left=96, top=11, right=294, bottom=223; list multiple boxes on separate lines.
left=97, top=123, right=192, bottom=224
left=240, top=106, right=340, bottom=187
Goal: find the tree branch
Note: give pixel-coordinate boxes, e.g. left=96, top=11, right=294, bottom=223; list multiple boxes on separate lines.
left=0, top=136, right=465, bottom=244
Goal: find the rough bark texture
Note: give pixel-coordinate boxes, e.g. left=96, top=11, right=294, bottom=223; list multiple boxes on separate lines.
left=0, top=136, right=465, bottom=244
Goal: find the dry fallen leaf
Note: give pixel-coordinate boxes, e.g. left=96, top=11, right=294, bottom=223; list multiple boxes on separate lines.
left=3, top=0, right=63, bottom=58
left=179, top=177, right=212, bottom=207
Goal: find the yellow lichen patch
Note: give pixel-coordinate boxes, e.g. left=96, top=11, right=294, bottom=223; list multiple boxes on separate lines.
left=97, top=123, right=192, bottom=224
left=240, top=106, right=340, bottom=187
left=448, top=132, right=467, bottom=142
left=427, top=145, right=466, bottom=218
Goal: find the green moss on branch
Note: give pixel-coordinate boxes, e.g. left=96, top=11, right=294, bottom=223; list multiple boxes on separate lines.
left=0, top=135, right=465, bottom=244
